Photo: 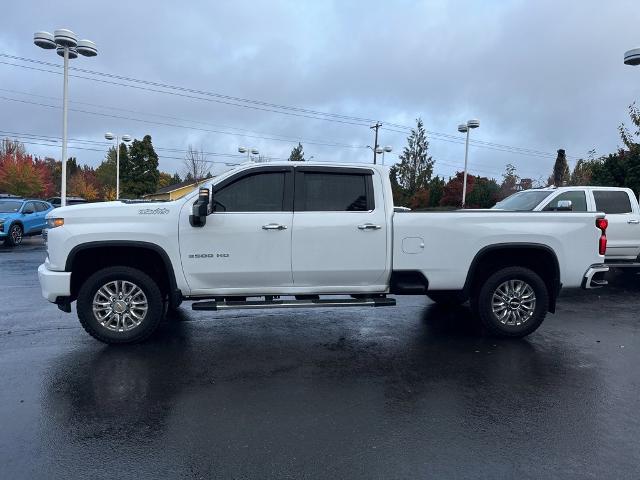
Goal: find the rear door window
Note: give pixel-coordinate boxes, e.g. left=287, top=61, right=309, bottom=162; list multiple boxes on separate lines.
left=296, top=172, right=374, bottom=211
left=593, top=191, right=632, bottom=214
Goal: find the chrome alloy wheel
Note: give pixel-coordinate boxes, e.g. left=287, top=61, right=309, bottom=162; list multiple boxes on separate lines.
left=491, top=279, right=536, bottom=326
left=92, top=280, right=148, bottom=332
left=10, top=224, right=22, bottom=245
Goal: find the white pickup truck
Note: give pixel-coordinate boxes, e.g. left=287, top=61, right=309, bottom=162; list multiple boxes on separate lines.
left=38, top=162, right=609, bottom=344
left=494, top=186, right=640, bottom=264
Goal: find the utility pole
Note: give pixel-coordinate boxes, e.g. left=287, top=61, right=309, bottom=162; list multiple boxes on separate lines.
left=370, top=122, right=382, bottom=164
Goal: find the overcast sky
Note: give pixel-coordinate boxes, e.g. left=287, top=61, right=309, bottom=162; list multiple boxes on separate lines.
left=1, top=0, right=639, bottom=181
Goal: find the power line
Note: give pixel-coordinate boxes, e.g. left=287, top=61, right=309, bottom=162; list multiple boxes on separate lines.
left=0, top=87, right=367, bottom=149
left=0, top=53, right=580, bottom=160
left=0, top=94, right=366, bottom=149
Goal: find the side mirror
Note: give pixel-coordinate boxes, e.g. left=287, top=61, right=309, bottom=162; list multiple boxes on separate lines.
left=189, top=187, right=211, bottom=227
left=556, top=200, right=573, bottom=211
left=23, top=208, right=35, bottom=215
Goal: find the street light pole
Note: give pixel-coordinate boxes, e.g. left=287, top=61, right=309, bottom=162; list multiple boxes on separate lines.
left=61, top=46, right=69, bottom=206
left=34, top=29, right=97, bottom=207
left=458, top=119, right=480, bottom=208
left=105, top=133, right=131, bottom=199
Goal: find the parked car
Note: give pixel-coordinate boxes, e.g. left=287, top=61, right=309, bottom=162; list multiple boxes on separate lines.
left=39, top=162, right=608, bottom=344
left=46, top=196, right=88, bottom=208
left=0, top=199, right=54, bottom=246
left=493, top=186, right=640, bottom=264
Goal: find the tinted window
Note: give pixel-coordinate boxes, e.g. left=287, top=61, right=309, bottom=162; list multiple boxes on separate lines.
left=300, top=173, right=371, bottom=211
left=543, top=191, right=587, bottom=212
left=593, top=191, right=632, bottom=214
left=35, top=202, right=49, bottom=212
left=0, top=201, right=22, bottom=213
left=23, top=202, right=36, bottom=213
left=492, top=191, right=553, bottom=210
left=215, top=172, right=285, bottom=212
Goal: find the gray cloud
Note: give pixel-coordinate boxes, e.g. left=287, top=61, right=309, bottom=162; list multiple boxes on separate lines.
left=1, top=0, right=638, bottom=181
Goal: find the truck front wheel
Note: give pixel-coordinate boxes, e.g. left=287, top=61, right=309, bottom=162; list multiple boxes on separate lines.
left=472, top=266, right=549, bottom=337
left=77, top=266, right=164, bottom=344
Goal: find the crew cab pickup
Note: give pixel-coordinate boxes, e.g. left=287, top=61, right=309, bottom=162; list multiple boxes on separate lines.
left=38, top=162, right=609, bottom=344
left=494, top=186, right=640, bottom=264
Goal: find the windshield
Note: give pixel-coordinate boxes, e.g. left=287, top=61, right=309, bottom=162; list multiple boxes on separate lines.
left=492, top=191, right=553, bottom=211
left=0, top=200, right=23, bottom=213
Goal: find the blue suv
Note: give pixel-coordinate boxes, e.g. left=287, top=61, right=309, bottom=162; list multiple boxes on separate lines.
left=0, top=198, right=54, bottom=247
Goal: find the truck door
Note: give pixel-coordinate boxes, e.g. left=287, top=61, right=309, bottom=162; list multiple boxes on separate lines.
left=291, top=167, right=388, bottom=289
left=592, top=189, right=640, bottom=260
left=179, top=166, right=294, bottom=293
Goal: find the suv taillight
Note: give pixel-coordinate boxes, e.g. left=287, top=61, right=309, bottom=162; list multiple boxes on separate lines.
left=596, top=218, right=608, bottom=256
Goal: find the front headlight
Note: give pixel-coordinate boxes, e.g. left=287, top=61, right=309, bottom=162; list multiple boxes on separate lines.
left=47, top=218, right=64, bottom=228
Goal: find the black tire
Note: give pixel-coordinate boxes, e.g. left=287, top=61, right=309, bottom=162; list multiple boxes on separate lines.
left=471, top=266, right=549, bottom=338
left=427, top=292, right=467, bottom=306
left=77, top=266, right=164, bottom=344
left=5, top=223, right=23, bottom=247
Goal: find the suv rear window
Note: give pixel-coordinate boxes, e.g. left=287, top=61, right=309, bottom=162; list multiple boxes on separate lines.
left=593, top=191, right=632, bottom=214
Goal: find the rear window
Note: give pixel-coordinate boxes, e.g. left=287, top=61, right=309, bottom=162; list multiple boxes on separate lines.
left=492, top=191, right=553, bottom=211
left=593, top=191, right=632, bottom=214
left=298, top=172, right=372, bottom=211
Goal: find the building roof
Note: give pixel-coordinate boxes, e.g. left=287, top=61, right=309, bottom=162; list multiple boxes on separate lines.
left=152, top=180, right=198, bottom=195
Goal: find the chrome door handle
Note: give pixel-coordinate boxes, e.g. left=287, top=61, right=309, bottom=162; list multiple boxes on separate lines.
left=357, top=223, right=382, bottom=230
left=628, top=219, right=640, bottom=224
left=262, top=223, right=288, bottom=230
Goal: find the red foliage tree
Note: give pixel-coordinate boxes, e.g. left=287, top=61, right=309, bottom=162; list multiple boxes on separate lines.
left=0, top=150, right=54, bottom=198
left=440, top=172, right=475, bottom=207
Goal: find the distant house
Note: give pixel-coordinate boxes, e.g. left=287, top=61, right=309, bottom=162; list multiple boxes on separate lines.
left=144, top=179, right=209, bottom=201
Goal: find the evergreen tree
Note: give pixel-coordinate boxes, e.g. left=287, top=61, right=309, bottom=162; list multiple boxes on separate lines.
left=121, top=135, right=159, bottom=198
left=171, top=172, right=182, bottom=184
left=428, top=176, right=446, bottom=207
left=395, top=118, right=434, bottom=197
left=288, top=142, right=305, bottom=162
left=552, top=149, right=570, bottom=187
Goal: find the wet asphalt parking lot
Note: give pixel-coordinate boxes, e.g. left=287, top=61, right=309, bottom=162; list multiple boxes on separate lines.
left=1, top=239, right=639, bottom=479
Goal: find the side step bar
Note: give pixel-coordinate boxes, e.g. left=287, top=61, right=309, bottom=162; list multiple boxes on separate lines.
left=192, top=297, right=396, bottom=311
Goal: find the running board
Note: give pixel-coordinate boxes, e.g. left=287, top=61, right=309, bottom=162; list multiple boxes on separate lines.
left=192, top=297, right=396, bottom=311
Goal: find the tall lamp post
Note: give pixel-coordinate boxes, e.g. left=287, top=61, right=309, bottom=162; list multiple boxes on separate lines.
left=624, top=47, right=640, bottom=66
left=238, top=146, right=259, bottom=162
left=378, top=145, right=392, bottom=165
left=34, top=29, right=97, bottom=207
left=457, top=119, right=480, bottom=208
left=104, top=133, right=132, bottom=199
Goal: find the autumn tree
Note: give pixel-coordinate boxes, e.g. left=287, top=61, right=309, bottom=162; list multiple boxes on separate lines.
left=440, top=172, right=474, bottom=207
left=0, top=150, right=49, bottom=197
left=500, top=164, right=520, bottom=198
left=68, top=166, right=100, bottom=201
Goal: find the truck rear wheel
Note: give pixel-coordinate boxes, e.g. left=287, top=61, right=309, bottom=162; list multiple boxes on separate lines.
left=77, top=266, right=164, bottom=344
left=472, top=266, right=548, bottom=337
